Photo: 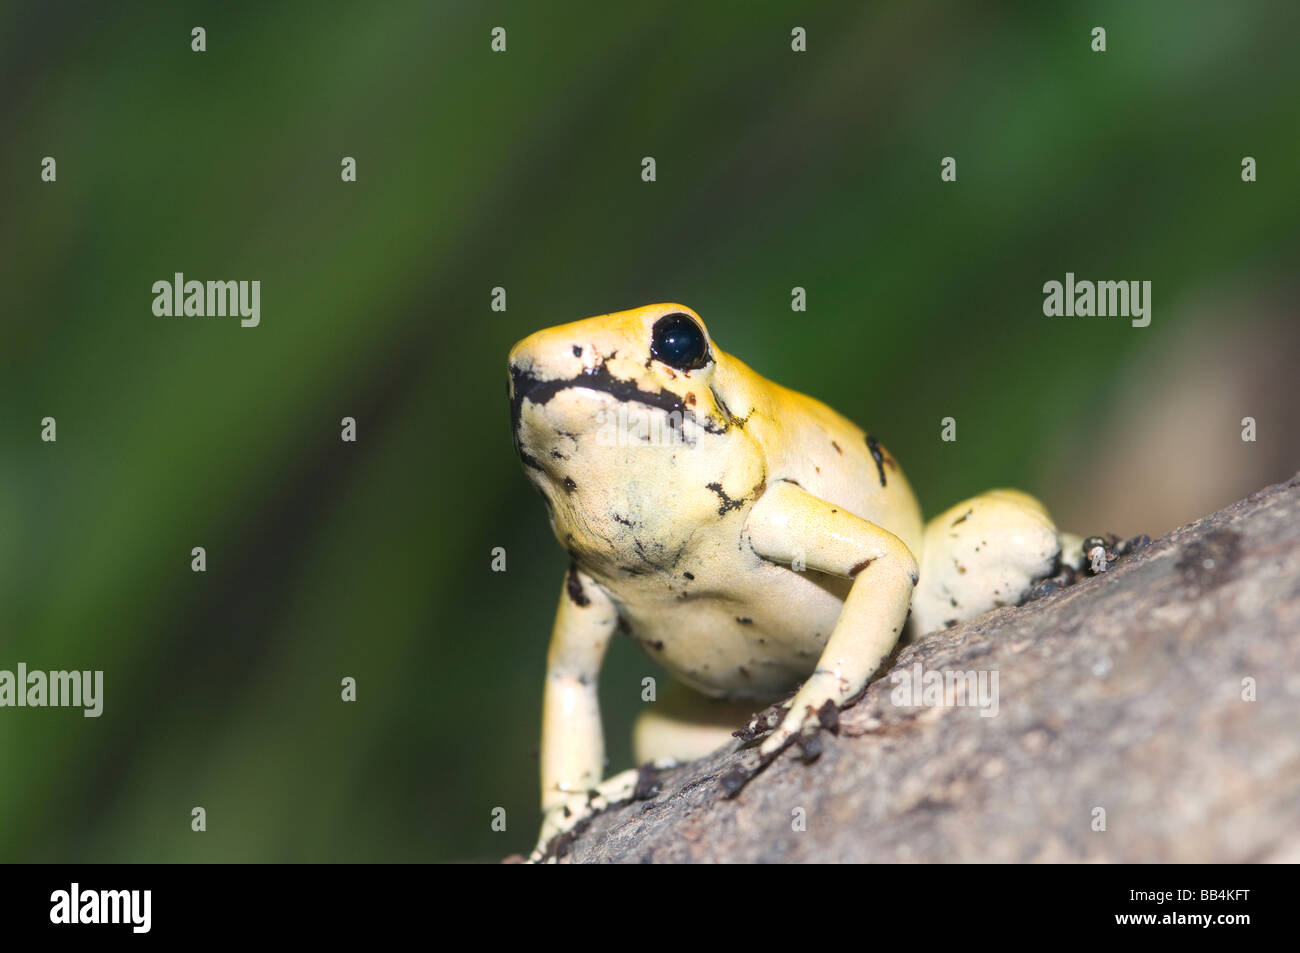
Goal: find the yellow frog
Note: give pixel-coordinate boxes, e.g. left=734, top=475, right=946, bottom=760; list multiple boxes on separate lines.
left=508, top=304, right=1077, bottom=860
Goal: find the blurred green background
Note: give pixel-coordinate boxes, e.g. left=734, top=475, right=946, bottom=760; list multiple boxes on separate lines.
left=1, top=0, right=1297, bottom=862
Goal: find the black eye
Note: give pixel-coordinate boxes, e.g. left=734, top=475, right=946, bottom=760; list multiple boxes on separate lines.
left=650, top=313, right=710, bottom=370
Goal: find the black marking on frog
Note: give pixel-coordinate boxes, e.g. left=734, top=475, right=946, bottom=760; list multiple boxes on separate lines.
left=706, top=482, right=746, bottom=515
left=865, top=434, right=887, bottom=487
left=831, top=440, right=843, bottom=454
left=682, top=571, right=695, bottom=580
left=709, top=477, right=769, bottom=518
left=511, top=360, right=692, bottom=439
left=736, top=616, right=753, bottom=625
left=572, top=345, right=583, bottom=357
left=565, top=564, right=590, bottom=607
left=563, top=476, right=577, bottom=493
left=710, top=387, right=752, bottom=431
left=849, top=558, right=874, bottom=577
left=951, top=508, right=973, bottom=527
left=633, top=537, right=675, bottom=573
left=611, top=513, right=633, bottom=527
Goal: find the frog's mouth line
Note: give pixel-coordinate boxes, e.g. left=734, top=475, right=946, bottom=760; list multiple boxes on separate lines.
left=508, top=361, right=731, bottom=449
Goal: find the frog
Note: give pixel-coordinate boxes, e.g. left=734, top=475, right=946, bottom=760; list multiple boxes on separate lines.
left=508, top=304, right=1082, bottom=861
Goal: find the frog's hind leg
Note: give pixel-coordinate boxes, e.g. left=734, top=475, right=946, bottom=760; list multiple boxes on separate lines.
left=910, top=489, right=1064, bottom=636
left=632, top=680, right=760, bottom=767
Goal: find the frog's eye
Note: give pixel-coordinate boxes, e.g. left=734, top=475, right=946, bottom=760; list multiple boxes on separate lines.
left=650, top=313, right=710, bottom=370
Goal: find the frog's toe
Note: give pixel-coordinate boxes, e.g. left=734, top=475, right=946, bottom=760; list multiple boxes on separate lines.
left=758, top=726, right=794, bottom=759
left=528, top=792, right=589, bottom=863
left=759, top=701, right=823, bottom=758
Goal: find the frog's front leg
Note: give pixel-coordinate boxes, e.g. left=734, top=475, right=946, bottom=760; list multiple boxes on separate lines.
left=745, top=480, right=919, bottom=758
left=530, top=565, right=625, bottom=861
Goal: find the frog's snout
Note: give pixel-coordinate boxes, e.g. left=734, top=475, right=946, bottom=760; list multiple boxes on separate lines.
left=508, top=328, right=564, bottom=398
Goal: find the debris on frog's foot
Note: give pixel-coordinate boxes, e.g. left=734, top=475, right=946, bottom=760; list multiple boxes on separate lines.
left=732, top=701, right=785, bottom=744
left=1081, top=533, right=1151, bottom=574
left=814, top=699, right=840, bottom=735
left=722, top=698, right=841, bottom=795
left=1082, top=535, right=1115, bottom=573
left=1027, top=532, right=1151, bottom=603
left=791, top=700, right=840, bottom=762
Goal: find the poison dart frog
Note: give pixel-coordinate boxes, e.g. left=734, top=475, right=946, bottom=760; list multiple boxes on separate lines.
left=508, top=304, right=1081, bottom=860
